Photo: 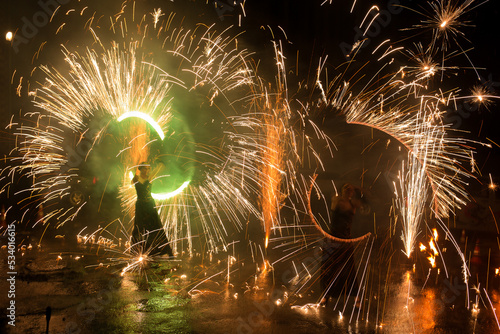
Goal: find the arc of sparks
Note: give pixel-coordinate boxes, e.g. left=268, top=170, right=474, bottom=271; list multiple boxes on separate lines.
left=307, top=174, right=371, bottom=243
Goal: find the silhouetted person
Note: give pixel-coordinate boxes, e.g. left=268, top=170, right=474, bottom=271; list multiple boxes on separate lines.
left=131, top=162, right=173, bottom=257
left=320, top=183, right=363, bottom=306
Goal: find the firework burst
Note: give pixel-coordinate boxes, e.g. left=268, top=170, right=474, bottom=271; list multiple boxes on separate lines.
left=262, top=2, right=492, bottom=320
left=9, top=1, right=266, bottom=255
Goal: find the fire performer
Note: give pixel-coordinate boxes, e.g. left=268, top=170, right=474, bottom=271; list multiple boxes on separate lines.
left=131, top=162, right=174, bottom=257
left=320, top=183, right=365, bottom=307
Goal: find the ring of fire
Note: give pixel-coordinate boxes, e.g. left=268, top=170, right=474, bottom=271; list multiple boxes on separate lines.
left=118, top=111, right=191, bottom=200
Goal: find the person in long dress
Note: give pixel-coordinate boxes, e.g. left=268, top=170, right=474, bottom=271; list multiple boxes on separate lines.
left=320, top=183, right=362, bottom=306
left=131, top=162, right=173, bottom=257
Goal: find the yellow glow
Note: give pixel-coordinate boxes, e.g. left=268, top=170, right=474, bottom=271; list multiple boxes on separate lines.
left=440, top=20, right=448, bottom=28
left=428, top=255, right=436, bottom=268
left=6, top=31, right=13, bottom=41
left=419, top=243, right=427, bottom=252
left=429, top=240, right=438, bottom=256
left=489, top=174, right=497, bottom=191
left=432, top=228, right=438, bottom=241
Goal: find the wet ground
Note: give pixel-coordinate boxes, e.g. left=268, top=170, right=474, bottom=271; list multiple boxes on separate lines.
left=2, top=230, right=500, bottom=334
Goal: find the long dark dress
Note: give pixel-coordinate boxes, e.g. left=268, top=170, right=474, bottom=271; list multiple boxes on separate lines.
left=321, top=200, right=359, bottom=300
left=132, top=180, right=173, bottom=256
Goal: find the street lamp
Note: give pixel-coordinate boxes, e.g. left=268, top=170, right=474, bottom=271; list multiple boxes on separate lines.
left=5, top=31, right=13, bottom=127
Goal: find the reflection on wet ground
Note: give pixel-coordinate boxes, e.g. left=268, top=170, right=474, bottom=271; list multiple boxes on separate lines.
left=1, top=234, right=500, bottom=333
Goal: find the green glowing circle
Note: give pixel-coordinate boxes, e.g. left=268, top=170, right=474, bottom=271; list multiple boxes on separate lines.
left=118, top=111, right=191, bottom=200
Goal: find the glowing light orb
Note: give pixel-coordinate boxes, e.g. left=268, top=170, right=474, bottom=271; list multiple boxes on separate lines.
left=6, top=31, right=13, bottom=41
